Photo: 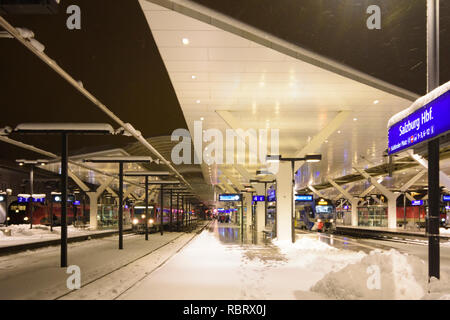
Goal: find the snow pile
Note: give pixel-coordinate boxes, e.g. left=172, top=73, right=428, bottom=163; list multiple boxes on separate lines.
left=311, top=249, right=429, bottom=299
left=424, top=275, right=450, bottom=300
left=0, top=224, right=49, bottom=239
left=241, top=237, right=366, bottom=299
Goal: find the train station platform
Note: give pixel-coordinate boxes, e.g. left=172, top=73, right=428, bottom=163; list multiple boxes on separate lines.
left=334, top=225, right=450, bottom=241
left=0, top=225, right=132, bottom=255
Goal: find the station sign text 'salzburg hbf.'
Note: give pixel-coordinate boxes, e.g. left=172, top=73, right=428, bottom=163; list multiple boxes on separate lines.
left=388, top=90, right=450, bottom=155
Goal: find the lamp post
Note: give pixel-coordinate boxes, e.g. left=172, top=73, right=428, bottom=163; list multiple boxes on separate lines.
left=83, top=156, right=155, bottom=250
left=12, top=123, right=115, bottom=267
left=124, top=171, right=170, bottom=241
left=427, top=0, right=440, bottom=280
left=16, top=159, right=48, bottom=229
left=266, top=154, right=322, bottom=243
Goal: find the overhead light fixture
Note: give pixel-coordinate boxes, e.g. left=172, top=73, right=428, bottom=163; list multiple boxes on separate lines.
left=196, top=100, right=200, bottom=104
left=266, top=155, right=280, bottom=163
left=182, top=38, right=189, bottom=45
left=256, top=169, right=272, bottom=176
left=305, top=154, right=322, bottom=163
left=200, top=117, right=204, bottom=121
left=191, top=75, right=196, bottom=79
left=373, top=100, right=379, bottom=104
left=353, top=118, right=358, bottom=121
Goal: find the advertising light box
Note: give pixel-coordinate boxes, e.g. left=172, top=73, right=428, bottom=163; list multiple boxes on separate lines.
left=219, top=194, right=242, bottom=202
left=388, top=90, right=450, bottom=155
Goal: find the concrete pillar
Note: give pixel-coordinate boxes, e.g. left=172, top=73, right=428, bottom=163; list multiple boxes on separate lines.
left=245, top=194, right=252, bottom=228
left=351, top=199, right=359, bottom=226
left=87, top=192, right=99, bottom=230
left=387, top=195, right=399, bottom=229
left=276, top=161, right=292, bottom=242
left=256, top=201, right=265, bottom=232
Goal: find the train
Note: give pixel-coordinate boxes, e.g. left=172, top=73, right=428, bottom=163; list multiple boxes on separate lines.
left=295, top=196, right=335, bottom=232
left=7, top=199, right=89, bottom=226
left=131, top=202, right=195, bottom=233
left=4, top=197, right=132, bottom=228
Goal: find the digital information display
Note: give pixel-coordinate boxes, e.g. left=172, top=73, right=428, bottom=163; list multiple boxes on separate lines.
left=295, top=194, right=313, bottom=202
left=443, top=195, right=450, bottom=202
left=218, top=194, right=242, bottom=202
left=411, top=200, right=424, bottom=206
left=252, top=195, right=265, bottom=202
left=388, top=90, right=450, bottom=155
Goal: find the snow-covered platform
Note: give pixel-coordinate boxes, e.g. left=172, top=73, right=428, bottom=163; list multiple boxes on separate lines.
left=119, top=221, right=450, bottom=300
left=0, top=221, right=210, bottom=299
left=335, top=225, right=450, bottom=241
left=0, top=224, right=132, bottom=254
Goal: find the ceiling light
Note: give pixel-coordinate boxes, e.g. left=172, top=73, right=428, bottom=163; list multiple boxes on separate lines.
left=305, top=154, right=322, bottom=163
left=373, top=100, right=379, bottom=104
left=353, top=118, right=358, bottom=121
left=200, top=117, right=204, bottom=121
left=196, top=100, right=200, bottom=104
left=182, top=38, right=189, bottom=45
left=191, top=75, right=196, bottom=79
left=266, top=155, right=280, bottom=163
left=337, top=130, right=341, bottom=134
left=259, top=82, right=265, bottom=87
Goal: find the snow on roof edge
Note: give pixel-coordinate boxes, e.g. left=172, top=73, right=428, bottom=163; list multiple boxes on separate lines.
left=388, top=81, right=450, bottom=129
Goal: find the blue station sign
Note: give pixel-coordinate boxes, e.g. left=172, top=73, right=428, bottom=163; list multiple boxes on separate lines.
left=443, top=195, right=450, bottom=202
left=218, top=194, right=242, bottom=202
left=411, top=200, right=423, bottom=206
left=295, top=194, right=313, bottom=202
left=388, top=89, right=450, bottom=155
left=252, top=195, right=265, bottom=202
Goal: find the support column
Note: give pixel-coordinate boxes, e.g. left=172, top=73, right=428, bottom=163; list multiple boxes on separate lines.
left=87, top=192, right=99, bottom=230
left=328, top=179, right=359, bottom=227
left=118, top=162, right=123, bottom=249
left=275, top=161, right=292, bottom=242
left=245, top=194, right=252, bottom=228
left=387, top=196, right=398, bottom=229
left=86, top=176, right=115, bottom=230
left=256, top=201, right=265, bottom=232
left=61, top=133, right=68, bottom=268
left=354, top=168, right=399, bottom=229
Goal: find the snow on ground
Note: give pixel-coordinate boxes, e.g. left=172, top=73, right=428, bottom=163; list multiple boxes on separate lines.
left=121, top=225, right=365, bottom=300
left=121, top=223, right=450, bottom=300
left=0, top=224, right=120, bottom=247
